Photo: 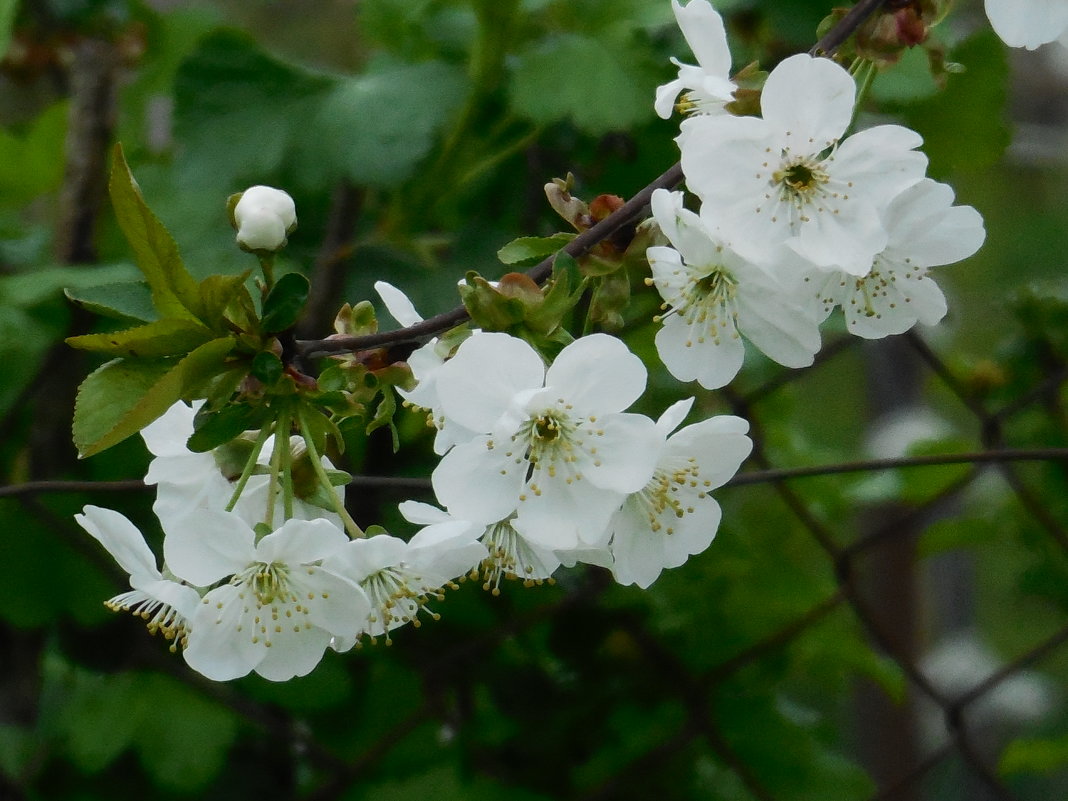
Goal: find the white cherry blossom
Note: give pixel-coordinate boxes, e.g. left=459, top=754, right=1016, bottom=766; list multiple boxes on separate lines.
left=75, top=505, right=201, bottom=650
left=233, top=185, right=296, bottom=251
left=985, top=0, right=1068, bottom=50
left=606, top=399, right=752, bottom=588
left=168, top=514, right=369, bottom=681
left=813, top=179, right=985, bottom=339
left=142, top=401, right=341, bottom=531
left=375, top=280, right=479, bottom=455
left=656, top=0, right=736, bottom=119
left=678, top=53, right=927, bottom=276
left=431, top=333, right=661, bottom=551
left=648, top=188, right=821, bottom=389
left=325, top=524, right=487, bottom=645
left=399, top=500, right=560, bottom=594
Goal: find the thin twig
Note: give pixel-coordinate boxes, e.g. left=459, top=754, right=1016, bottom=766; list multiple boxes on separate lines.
left=6, top=448, right=1065, bottom=500
left=295, top=162, right=685, bottom=358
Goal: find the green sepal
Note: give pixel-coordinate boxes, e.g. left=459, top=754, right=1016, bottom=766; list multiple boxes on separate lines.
left=73, top=337, right=237, bottom=459
left=527, top=251, right=586, bottom=335
left=198, top=272, right=253, bottom=334
left=316, top=364, right=348, bottom=393
left=497, top=233, right=576, bottom=267
left=188, top=403, right=268, bottom=454
left=334, top=300, right=378, bottom=336
left=108, top=143, right=204, bottom=322
left=459, top=272, right=528, bottom=331
left=587, top=268, right=631, bottom=332
left=66, top=319, right=215, bottom=358
left=63, top=281, right=157, bottom=324
left=250, top=351, right=284, bottom=386
left=299, top=405, right=345, bottom=456
left=212, top=436, right=257, bottom=480
left=292, top=449, right=352, bottom=507
left=261, top=272, right=310, bottom=333
left=366, top=387, right=399, bottom=451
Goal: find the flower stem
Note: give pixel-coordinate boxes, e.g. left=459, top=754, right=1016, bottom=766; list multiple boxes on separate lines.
left=848, top=59, right=877, bottom=133
left=296, top=407, right=365, bottom=539
left=226, top=424, right=273, bottom=513
left=265, top=405, right=291, bottom=528
left=257, top=252, right=276, bottom=292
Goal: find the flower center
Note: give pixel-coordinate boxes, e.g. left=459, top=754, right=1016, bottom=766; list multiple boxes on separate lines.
left=635, top=456, right=707, bottom=535
left=520, top=408, right=580, bottom=474
left=659, top=264, right=739, bottom=348
left=235, top=562, right=294, bottom=606
left=106, top=591, right=190, bottom=652
left=360, top=566, right=453, bottom=645
left=479, top=519, right=557, bottom=595
left=773, top=155, right=829, bottom=200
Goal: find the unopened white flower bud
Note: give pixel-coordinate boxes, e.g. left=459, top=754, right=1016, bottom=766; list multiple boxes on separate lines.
left=233, top=185, right=297, bottom=251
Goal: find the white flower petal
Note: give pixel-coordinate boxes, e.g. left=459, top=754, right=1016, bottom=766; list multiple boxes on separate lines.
left=760, top=54, right=853, bottom=146
left=253, top=624, right=333, bottom=682
left=255, top=518, right=350, bottom=565
left=374, top=280, right=424, bottom=327
left=580, top=413, right=661, bottom=493
left=435, top=333, right=545, bottom=433
left=432, top=437, right=524, bottom=523
left=985, top=0, right=1068, bottom=49
left=514, top=479, right=623, bottom=550
left=163, top=510, right=257, bottom=587
left=655, top=313, right=746, bottom=389
left=184, top=585, right=262, bottom=681
left=76, top=505, right=161, bottom=581
left=656, top=398, right=695, bottom=436
left=674, top=0, right=731, bottom=77
left=544, top=334, right=647, bottom=415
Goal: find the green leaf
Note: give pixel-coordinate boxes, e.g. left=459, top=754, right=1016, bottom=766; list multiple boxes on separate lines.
left=528, top=251, right=585, bottom=334
left=108, top=143, right=205, bottom=321
left=509, top=33, right=655, bottom=134
left=66, top=318, right=215, bottom=358
left=497, top=233, right=576, bottom=267
left=64, top=280, right=157, bottom=323
left=0, top=101, right=67, bottom=206
left=133, top=673, right=238, bottom=792
left=0, top=0, right=18, bottom=62
left=0, top=724, right=34, bottom=781
left=261, top=271, right=310, bottom=333
left=173, top=29, right=332, bottom=189
left=62, top=671, right=146, bottom=772
left=250, top=350, right=284, bottom=386
left=73, top=337, right=236, bottom=458
left=1000, top=735, right=1068, bottom=777
left=198, top=271, right=252, bottom=333
left=296, top=59, right=468, bottom=188
left=188, top=402, right=266, bottom=453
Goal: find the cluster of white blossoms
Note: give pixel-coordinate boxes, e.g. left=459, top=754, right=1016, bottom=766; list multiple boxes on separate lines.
left=77, top=403, right=488, bottom=681
left=76, top=0, right=1004, bottom=684
left=376, top=279, right=754, bottom=593
left=650, top=0, right=986, bottom=389
left=78, top=338, right=751, bottom=681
